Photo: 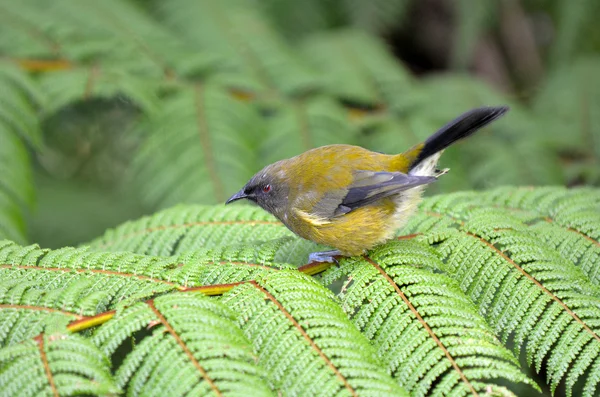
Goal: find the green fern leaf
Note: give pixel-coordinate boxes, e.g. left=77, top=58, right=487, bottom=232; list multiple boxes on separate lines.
left=38, top=68, right=161, bottom=115
left=480, top=186, right=600, bottom=284
left=0, top=333, right=117, bottom=396
left=132, top=85, right=265, bottom=208
left=260, top=96, right=359, bottom=164
left=549, top=1, right=598, bottom=67
left=341, top=0, right=411, bottom=33
left=404, top=187, right=600, bottom=396
left=152, top=0, right=321, bottom=96
left=535, top=57, right=600, bottom=184
left=87, top=204, right=290, bottom=256
left=223, top=271, right=408, bottom=396
left=0, top=0, right=216, bottom=79
left=0, top=64, right=40, bottom=244
left=319, top=240, right=538, bottom=396
left=302, top=29, right=412, bottom=110
left=92, top=292, right=273, bottom=396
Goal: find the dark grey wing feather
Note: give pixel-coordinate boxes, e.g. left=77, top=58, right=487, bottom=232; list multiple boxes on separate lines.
left=334, top=171, right=436, bottom=215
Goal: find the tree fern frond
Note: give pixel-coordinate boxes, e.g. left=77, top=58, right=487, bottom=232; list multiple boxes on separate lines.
left=481, top=186, right=600, bottom=274
left=403, top=188, right=600, bottom=396
left=260, top=97, right=359, bottom=164
left=0, top=333, right=117, bottom=397
left=38, top=67, right=161, bottom=115
left=319, top=240, right=537, bottom=396
left=534, top=57, right=600, bottom=184
left=301, top=29, right=412, bottom=110
left=0, top=238, right=300, bottom=308
left=132, top=85, right=265, bottom=208
left=223, top=271, right=408, bottom=396
left=249, top=0, right=331, bottom=41
left=341, top=0, right=411, bottom=33
left=0, top=63, right=44, bottom=148
left=0, top=65, right=39, bottom=244
left=152, top=0, right=321, bottom=96
left=87, top=203, right=290, bottom=256
left=450, top=0, right=494, bottom=70
left=0, top=0, right=215, bottom=80
left=92, top=292, right=273, bottom=396
left=549, top=1, right=598, bottom=67
left=0, top=306, right=75, bottom=348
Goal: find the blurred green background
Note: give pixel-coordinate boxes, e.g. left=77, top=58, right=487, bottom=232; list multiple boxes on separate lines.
left=1, top=0, right=599, bottom=251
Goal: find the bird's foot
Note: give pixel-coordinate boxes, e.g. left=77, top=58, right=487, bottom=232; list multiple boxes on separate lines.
left=308, top=250, right=342, bottom=263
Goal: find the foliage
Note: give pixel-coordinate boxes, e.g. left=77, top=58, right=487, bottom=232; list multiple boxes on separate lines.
left=1, top=187, right=599, bottom=396
left=0, top=65, right=41, bottom=244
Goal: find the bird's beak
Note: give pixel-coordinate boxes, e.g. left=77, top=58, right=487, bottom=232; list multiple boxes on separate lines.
left=225, top=189, right=248, bottom=204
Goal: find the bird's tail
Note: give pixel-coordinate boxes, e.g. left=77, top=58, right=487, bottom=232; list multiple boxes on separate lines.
left=407, top=106, right=509, bottom=171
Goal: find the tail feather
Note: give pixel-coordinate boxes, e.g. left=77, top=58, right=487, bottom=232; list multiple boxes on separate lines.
left=409, top=106, right=509, bottom=170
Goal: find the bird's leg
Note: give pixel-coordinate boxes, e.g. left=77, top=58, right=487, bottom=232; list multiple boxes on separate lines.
left=308, top=250, right=342, bottom=263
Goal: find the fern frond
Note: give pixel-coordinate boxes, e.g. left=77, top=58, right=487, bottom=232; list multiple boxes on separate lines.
left=302, top=29, right=412, bottom=110
left=0, top=0, right=218, bottom=115
left=152, top=0, right=321, bottom=96
left=0, top=333, right=117, bottom=397
left=0, top=63, right=43, bottom=147
left=534, top=56, right=600, bottom=184
left=261, top=96, right=359, bottom=164
left=92, top=292, right=273, bottom=396
left=0, top=64, right=40, bottom=244
left=549, top=1, right=598, bottom=67
left=450, top=0, right=494, bottom=70
left=0, top=0, right=214, bottom=79
left=38, top=67, right=161, bottom=115
left=341, top=0, right=411, bottom=33
left=132, top=85, right=265, bottom=208
left=481, top=186, right=600, bottom=283
left=87, top=203, right=290, bottom=255
left=319, top=240, right=537, bottom=396
left=223, top=271, right=408, bottom=396
left=405, top=187, right=600, bottom=396
left=0, top=238, right=298, bottom=312
left=0, top=305, right=75, bottom=348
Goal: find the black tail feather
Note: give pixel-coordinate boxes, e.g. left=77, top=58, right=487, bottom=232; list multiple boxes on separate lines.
left=410, top=106, right=509, bottom=169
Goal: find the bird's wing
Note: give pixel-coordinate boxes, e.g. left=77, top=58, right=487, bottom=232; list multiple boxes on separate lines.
left=333, top=170, right=436, bottom=216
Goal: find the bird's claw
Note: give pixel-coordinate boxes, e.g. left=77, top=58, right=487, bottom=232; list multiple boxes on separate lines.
left=308, top=250, right=342, bottom=264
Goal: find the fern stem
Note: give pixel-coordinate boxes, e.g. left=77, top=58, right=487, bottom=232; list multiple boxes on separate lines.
left=146, top=300, right=223, bottom=396
left=34, top=335, right=59, bottom=397
left=297, top=261, right=335, bottom=275
left=68, top=311, right=116, bottom=333
left=12, top=58, right=72, bottom=72
left=363, top=255, right=480, bottom=397
left=182, top=282, right=243, bottom=295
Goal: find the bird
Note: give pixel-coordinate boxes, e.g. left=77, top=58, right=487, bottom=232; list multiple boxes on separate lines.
left=226, top=106, right=509, bottom=263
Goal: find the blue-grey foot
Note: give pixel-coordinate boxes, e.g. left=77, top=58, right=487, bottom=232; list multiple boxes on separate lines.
left=308, top=250, right=342, bottom=263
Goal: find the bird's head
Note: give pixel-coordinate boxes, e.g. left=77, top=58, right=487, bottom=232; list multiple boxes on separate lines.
left=225, top=161, right=291, bottom=221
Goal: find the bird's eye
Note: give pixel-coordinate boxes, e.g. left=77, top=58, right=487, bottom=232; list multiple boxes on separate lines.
left=262, top=184, right=272, bottom=193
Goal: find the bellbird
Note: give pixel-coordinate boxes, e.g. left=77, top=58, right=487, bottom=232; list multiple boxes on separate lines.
left=226, top=106, right=508, bottom=262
